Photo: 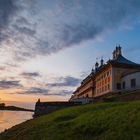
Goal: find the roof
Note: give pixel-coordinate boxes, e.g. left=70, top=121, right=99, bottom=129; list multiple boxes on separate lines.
left=110, top=55, right=139, bottom=65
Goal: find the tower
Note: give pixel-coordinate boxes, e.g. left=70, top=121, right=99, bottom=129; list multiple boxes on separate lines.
left=113, top=45, right=122, bottom=59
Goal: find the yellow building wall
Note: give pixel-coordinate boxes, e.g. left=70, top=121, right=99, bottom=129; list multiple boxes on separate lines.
left=74, top=78, right=94, bottom=98
left=94, top=66, right=112, bottom=97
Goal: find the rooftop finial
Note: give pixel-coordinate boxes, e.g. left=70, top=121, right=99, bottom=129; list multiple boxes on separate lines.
left=95, top=59, right=99, bottom=72
left=100, top=56, right=104, bottom=66
left=91, top=68, right=94, bottom=73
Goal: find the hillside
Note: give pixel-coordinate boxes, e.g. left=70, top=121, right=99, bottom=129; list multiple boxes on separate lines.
left=1, top=100, right=140, bottom=140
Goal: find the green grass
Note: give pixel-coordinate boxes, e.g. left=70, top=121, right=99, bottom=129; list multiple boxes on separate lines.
left=1, top=101, right=140, bottom=140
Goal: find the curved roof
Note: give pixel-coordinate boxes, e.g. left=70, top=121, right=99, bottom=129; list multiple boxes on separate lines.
left=111, top=55, right=138, bottom=65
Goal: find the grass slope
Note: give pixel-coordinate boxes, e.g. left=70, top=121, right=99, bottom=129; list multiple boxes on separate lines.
left=1, top=101, right=140, bottom=140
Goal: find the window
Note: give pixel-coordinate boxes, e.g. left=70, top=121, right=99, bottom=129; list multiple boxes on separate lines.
left=122, top=82, right=125, bottom=89
left=101, top=75, right=103, bottom=79
left=109, top=70, right=112, bottom=75
left=131, top=79, right=136, bottom=88
left=105, top=78, right=107, bottom=84
left=104, top=73, right=106, bottom=78
left=108, top=84, right=110, bottom=90
left=107, top=71, right=109, bottom=76
left=105, top=86, right=107, bottom=91
left=116, top=83, right=121, bottom=90
left=108, top=77, right=110, bottom=82
left=102, top=87, right=104, bottom=92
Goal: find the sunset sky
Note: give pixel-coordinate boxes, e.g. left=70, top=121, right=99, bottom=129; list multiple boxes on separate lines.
left=0, top=0, right=140, bottom=109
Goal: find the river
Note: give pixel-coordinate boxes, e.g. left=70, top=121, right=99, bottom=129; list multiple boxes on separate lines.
left=0, top=110, right=33, bottom=133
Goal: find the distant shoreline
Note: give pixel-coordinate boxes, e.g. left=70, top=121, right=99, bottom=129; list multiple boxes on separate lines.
left=0, top=106, right=34, bottom=112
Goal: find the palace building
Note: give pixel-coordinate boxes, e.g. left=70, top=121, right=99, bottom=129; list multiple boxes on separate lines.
left=70, top=46, right=140, bottom=103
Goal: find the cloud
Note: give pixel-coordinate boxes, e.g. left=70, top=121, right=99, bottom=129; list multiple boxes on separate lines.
left=21, top=72, right=40, bottom=77
left=0, top=0, right=140, bottom=61
left=16, top=17, right=31, bottom=26
left=0, top=0, right=19, bottom=41
left=0, top=66, right=6, bottom=71
left=0, top=80, right=22, bottom=89
left=60, top=90, right=73, bottom=96
left=18, top=87, right=48, bottom=94
left=47, top=76, right=81, bottom=87
left=0, top=0, right=18, bottom=28
left=14, top=75, right=79, bottom=96
left=13, top=24, right=36, bottom=36
left=17, top=87, right=72, bottom=96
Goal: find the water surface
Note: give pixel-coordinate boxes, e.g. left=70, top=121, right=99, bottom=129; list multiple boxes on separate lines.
left=0, top=110, right=33, bottom=133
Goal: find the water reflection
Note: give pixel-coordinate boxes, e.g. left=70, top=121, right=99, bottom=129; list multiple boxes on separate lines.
left=0, top=111, right=33, bottom=133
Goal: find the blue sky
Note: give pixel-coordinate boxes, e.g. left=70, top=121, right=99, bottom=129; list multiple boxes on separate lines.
left=0, top=0, right=140, bottom=108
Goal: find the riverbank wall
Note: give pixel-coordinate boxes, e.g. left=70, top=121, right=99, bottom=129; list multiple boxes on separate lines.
left=34, top=101, right=82, bottom=117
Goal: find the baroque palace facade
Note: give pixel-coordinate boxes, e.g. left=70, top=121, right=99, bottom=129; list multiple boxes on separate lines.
left=70, top=46, right=140, bottom=102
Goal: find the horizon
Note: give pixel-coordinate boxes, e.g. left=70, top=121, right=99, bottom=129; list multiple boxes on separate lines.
left=0, top=0, right=140, bottom=109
